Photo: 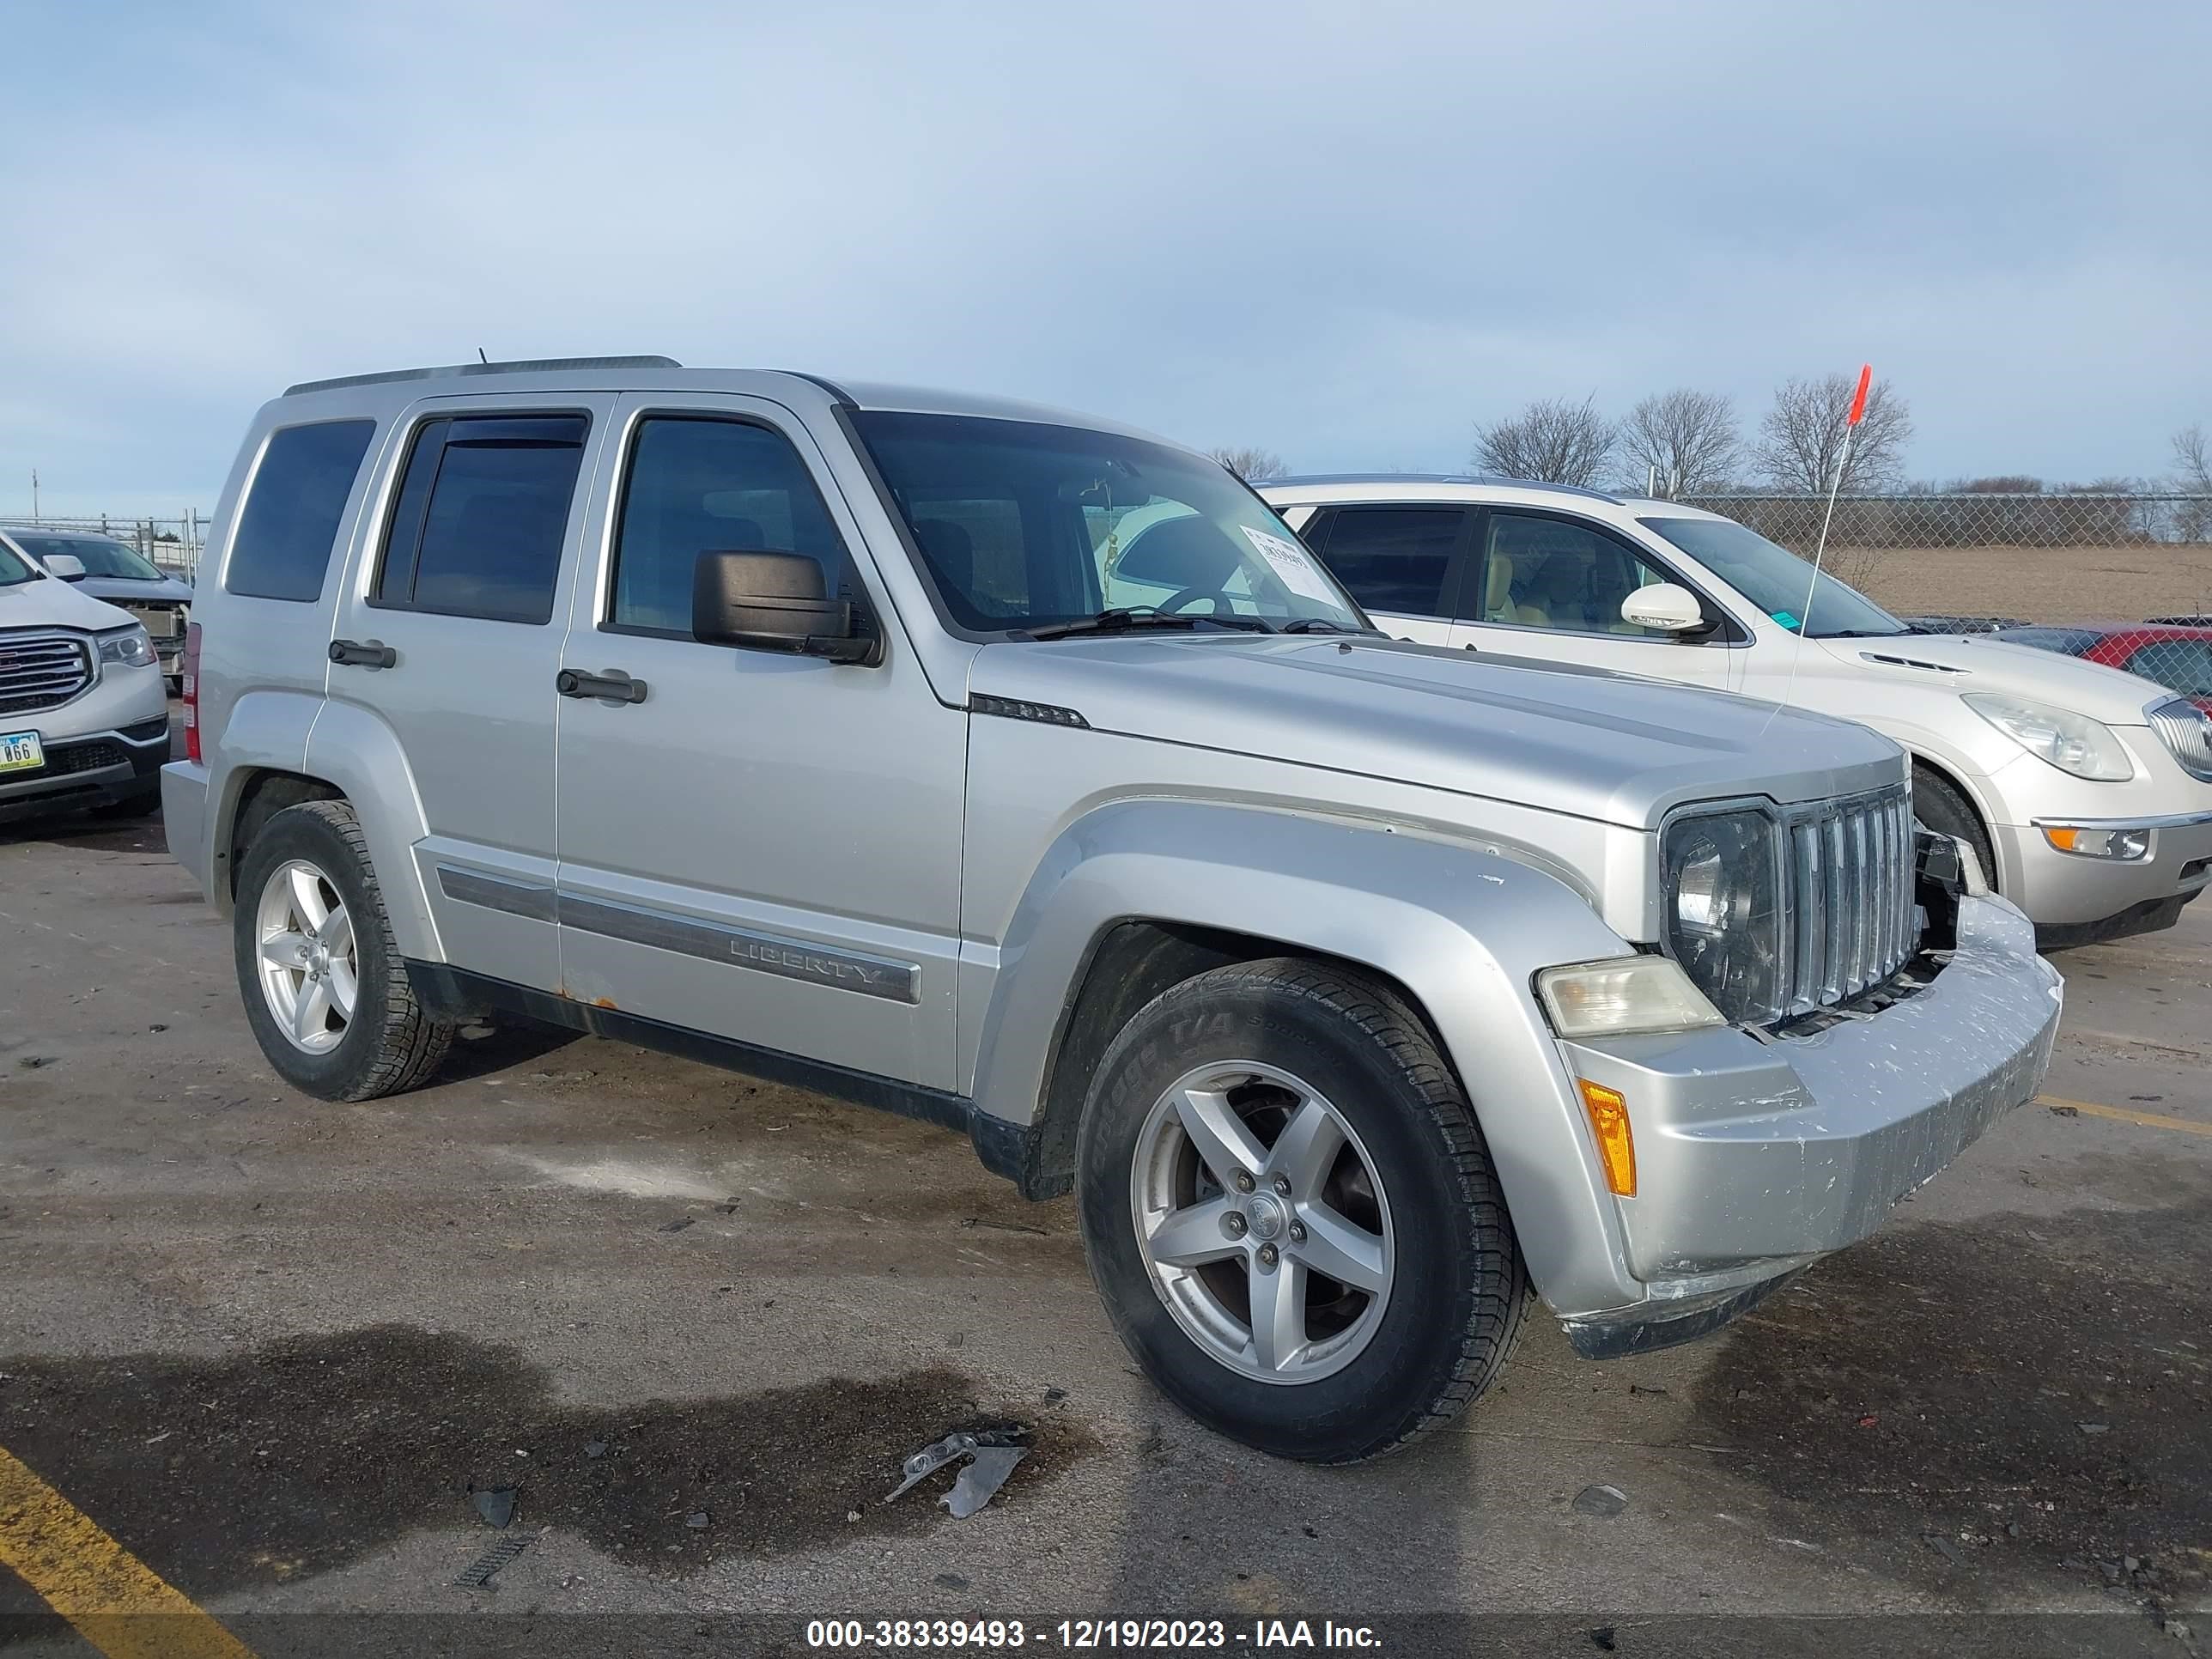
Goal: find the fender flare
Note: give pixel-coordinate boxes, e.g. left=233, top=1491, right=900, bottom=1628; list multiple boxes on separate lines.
left=297, top=700, right=441, bottom=960
left=204, top=689, right=325, bottom=910
left=964, top=799, right=1649, bottom=1314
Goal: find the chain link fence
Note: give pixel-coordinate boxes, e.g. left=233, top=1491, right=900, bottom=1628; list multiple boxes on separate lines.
left=0, top=514, right=209, bottom=577
left=1680, top=490, right=2212, bottom=629
left=1682, top=491, right=2212, bottom=551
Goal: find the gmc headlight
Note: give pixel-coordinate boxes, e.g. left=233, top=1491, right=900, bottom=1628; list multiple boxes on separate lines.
left=96, top=626, right=158, bottom=669
left=1661, top=807, right=1784, bottom=1024
left=1962, top=691, right=2132, bottom=781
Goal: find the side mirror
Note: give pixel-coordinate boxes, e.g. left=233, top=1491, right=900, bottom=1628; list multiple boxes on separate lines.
left=1620, top=581, right=1711, bottom=635
left=692, top=550, right=874, bottom=664
left=43, top=553, right=87, bottom=580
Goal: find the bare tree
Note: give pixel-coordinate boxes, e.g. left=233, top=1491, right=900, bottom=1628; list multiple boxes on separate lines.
left=1473, top=394, right=1617, bottom=487
left=2173, top=425, right=2211, bottom=491
left=1754, top=374, right=1913, bottom=494
left=1619, top=389, right=1739, bottom=497
left=2172, top=425, right=2212, bottom=541
left=1208, top=445, right=1286, bottom=483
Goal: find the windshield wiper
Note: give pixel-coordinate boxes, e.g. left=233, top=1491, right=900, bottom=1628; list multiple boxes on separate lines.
left=1279, top=617, right=1364, bottom=635
left=1024, top=608, right=1274, bottom=641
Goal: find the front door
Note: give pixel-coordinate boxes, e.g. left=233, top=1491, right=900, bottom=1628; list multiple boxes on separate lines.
left=1447, top=507, right=1743, bottom=689
left=550, top=393, right=968, bottom=1089
left=325, top=393, right=614, bottom=992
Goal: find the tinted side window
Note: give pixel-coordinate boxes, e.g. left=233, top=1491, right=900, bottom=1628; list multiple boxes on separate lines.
left=1310, top=507, right=1464, bottom=617
left=610, top=416, right=849, bottom=635
left=374, top=415, right=587, bottom=625
left=226, top=420, right=376, bottom=602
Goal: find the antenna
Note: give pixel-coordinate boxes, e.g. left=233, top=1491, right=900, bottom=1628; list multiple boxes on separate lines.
left=477, top=347, right=490, bottom=364
left=1765, top=363, right=1871, bottom=729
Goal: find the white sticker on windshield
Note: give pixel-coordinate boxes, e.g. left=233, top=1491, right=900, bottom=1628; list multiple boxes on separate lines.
left=1242, top=526, right=1339, bottom=605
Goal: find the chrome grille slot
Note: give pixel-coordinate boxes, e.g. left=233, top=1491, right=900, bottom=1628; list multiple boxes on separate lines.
left=1782, top=783, right=1917, bottom=1018
left=2148, top=696, right=2212, bottom=782
left=0, top=631, right=94, bottom=715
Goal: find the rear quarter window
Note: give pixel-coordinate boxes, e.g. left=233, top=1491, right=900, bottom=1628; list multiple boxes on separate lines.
left=225, top=420, right=378, bottom=602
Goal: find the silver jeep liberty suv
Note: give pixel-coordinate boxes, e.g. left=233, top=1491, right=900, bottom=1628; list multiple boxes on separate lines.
left=164, top=357, right=2061, bottom=1462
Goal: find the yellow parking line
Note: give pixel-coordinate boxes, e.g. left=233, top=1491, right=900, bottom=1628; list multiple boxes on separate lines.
left=0, top=1444, right=257, bottom=1659
left=2038, top=1094, right=2212, bottom=1138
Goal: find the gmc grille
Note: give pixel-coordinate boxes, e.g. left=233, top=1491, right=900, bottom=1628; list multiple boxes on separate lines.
left=1780, top=784, right=1919, bottom=1018
left=0, top=631, right=93, bottom=715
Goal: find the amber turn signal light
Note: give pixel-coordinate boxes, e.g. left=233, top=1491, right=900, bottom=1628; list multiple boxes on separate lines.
left=1577, top=1079, right=1637, bottom=1197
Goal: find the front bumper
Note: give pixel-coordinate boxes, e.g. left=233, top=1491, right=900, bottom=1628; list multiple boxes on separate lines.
left=1996, top=809, right=2212, bottom=942
left=0, top=715, right=170, bottom=818
left=1553, top=891, right=2061, bottom=1356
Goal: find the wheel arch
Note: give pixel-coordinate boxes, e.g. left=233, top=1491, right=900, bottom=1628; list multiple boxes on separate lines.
left=1013, top=916, right=1441, bottom=1204
left=963, top=798, right=1649, bottom=1316
left=214, top=697, right=440, bottom=959
left=1907, top=749, right=2004, bottom=890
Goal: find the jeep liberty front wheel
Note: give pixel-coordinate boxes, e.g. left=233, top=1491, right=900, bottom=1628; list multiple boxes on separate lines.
left=233, top=799, right=454, bottom=1101
left=1077, top=958, right=1527, bottom=1462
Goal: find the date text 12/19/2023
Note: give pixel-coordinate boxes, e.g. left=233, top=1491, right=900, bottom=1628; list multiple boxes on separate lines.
left=805, top=1618, right=1383, bottom=1649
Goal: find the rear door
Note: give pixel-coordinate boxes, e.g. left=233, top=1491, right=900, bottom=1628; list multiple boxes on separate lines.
left=326, top=393, right=615, bottom=992
left=1296, top=506, right=1471, bottom=645
left=1448, top=507, right=1743, bottom=688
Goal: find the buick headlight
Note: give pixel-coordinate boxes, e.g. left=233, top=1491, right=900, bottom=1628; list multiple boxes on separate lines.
left=96, top=626, right=158, bottom=669
left=1661, top=808, right=1784, bottom=1024
left=1963, top=691, right=2132, bottom=781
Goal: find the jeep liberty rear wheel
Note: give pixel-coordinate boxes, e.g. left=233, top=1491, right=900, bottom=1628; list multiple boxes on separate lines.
left=1076, top=958, right=1527, bottom=1462
left=233, top=800, right=453, bottom=1101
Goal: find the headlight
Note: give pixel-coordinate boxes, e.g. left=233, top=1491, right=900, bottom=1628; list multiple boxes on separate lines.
left=1963, top=691, right=2132, bottom=781
left=1661, top=808, right=1784, bottom=1024
left=1536, top=956, right=1725, bottom=1037
left=96, top=627, right=158, bottom=669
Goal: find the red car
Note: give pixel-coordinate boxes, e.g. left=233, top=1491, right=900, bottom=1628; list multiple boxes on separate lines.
left=1996, top=623, right=2212, bottom=714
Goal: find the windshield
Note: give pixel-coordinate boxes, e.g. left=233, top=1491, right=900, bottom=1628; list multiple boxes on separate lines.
left=851, top=412, right=1367, bottom=635
left=1640, top=515, right=1908, bottom=639
left=12, top=534, right=164, bottom=581
left=0, top=543, right=38, bottom=586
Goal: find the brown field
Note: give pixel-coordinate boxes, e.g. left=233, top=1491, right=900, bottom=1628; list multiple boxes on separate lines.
left=1843, top=543, right=2212, bottom=624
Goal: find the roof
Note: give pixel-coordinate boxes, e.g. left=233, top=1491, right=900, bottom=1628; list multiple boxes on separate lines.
left=269, top=361, right=1184, bottom=448
left=0, top=524, right=131, bottom=542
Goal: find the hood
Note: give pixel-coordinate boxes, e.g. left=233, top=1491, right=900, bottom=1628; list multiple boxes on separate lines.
left=974, top=634, right=1903, bottom=830
left=0, top=570, right=140, bottom=633
left=1818, top=633, right=2171, bottom=723
left=73, top=573, right=194, bottom=605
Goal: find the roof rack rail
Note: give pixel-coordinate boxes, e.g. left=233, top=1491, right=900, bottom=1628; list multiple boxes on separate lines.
left=1263, top=471, right=1626, bottom=505
left=284, top=356, right=683, bottom=397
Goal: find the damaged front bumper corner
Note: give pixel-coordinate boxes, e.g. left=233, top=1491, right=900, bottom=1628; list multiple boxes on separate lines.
left=1553, top=890, right=2062, bottom=1358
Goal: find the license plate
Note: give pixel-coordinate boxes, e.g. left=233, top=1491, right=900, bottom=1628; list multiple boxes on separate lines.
left=0, top=731, right=44, bottom=774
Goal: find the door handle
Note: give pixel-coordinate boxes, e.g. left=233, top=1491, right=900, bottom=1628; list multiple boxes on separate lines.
left=556, top=667, right=648, bottom=704
left=329, top=638, right=398, bottom=668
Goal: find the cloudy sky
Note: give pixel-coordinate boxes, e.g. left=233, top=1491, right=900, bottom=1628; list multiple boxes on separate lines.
left=3, top=1, right=2208, bottom=517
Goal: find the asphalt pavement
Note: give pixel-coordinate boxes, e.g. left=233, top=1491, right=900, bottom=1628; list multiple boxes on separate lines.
left=1, top=777, right=2207, bottom=1658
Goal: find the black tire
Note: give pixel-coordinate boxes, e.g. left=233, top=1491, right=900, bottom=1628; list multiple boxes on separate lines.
left=88, top=786, right=161, bottom=820
left=1076, top=957, right=1527, bottom=1463
left=232, top=799, right=453, bottom=1101
left=1911, top=762, right=1996, bottom=891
